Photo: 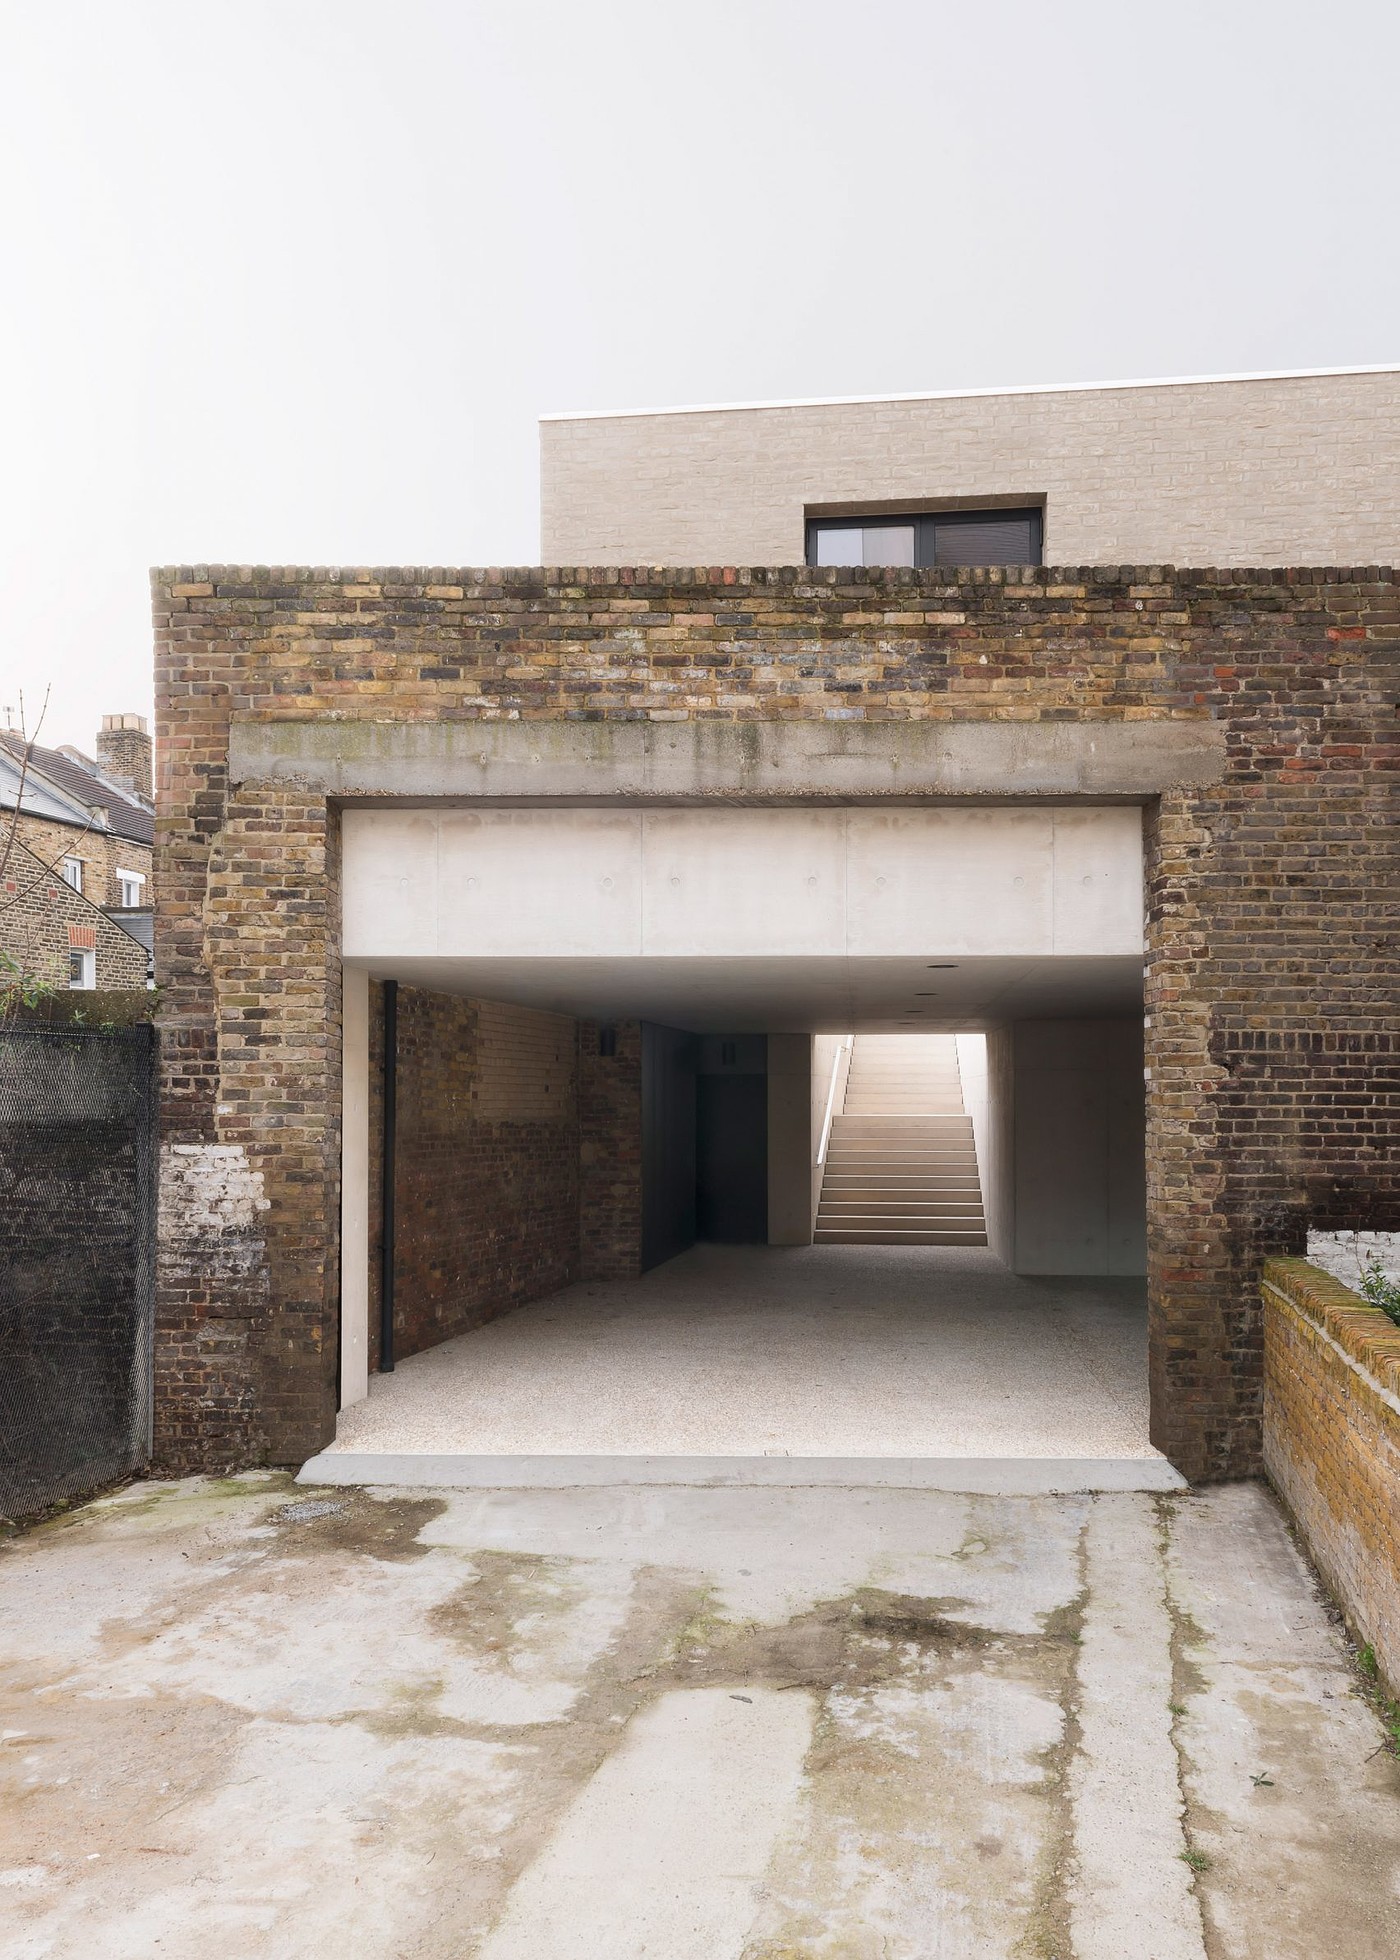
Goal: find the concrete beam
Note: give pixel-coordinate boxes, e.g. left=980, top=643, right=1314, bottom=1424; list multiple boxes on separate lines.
left=228, top=715, right=1226, bottom=803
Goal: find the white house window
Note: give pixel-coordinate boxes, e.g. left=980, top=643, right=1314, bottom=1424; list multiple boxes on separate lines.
left=68, top=947, right=95, bottom=990
left=60, top=856, right=84, bottom=893
left=117, top=868, right=145, bottom=908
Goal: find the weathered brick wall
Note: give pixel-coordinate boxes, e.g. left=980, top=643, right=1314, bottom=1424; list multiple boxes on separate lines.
left=2, top=840, right=150, bottom=992
left=152, top=564, right=1398, bottom=1477
left=578, top=1019, right=644, bottom=1281
left=1263, top=1257, right=1400, bottom=1691
left=365, top=986, right=581, bottom=1368
left=6, top=812, right=152, bottom=911
left=0, top=1026, right=156, bottom=1517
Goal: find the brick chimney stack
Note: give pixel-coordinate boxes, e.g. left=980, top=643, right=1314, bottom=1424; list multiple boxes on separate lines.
left=96, top=713, right=153, bottom=799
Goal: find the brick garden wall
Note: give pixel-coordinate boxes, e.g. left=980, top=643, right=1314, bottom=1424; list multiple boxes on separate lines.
left=1262, top=1257, right=1400, bottom=1690
left=153, top=563, right=1398, bottom=1477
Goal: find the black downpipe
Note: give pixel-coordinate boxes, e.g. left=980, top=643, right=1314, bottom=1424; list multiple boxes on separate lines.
left=380, top=979, right=398, bottom=1372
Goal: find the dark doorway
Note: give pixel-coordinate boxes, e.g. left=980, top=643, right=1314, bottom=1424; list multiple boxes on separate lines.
left=697, top=1073, right=768, bottom=1243
left=641, top=1023, right=698, bottom=1271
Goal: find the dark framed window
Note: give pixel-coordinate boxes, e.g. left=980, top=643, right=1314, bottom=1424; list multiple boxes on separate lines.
left=806, top=507, right=1043, bottom=569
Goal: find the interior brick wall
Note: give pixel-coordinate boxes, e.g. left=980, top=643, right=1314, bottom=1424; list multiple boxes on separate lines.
left=578, top=1018, right=644, bottom=1282
left=364, top=985, right=581, bottom=1369
left=153, top=563, right=1398, bottom=1477
left=1262, top=1256, right=1400, bottom=1691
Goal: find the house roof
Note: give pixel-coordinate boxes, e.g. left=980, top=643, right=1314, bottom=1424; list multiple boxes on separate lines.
left=0, top=734, right=154, bottom=848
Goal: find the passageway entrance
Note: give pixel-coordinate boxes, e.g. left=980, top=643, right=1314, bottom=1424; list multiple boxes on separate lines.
left=329, top=800, right=1164, bottom=1481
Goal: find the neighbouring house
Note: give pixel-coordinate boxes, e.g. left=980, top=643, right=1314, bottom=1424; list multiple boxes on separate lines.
left=0, top=713, right=155, bottom=991
left=153, top=364, right=1397, bottom=1485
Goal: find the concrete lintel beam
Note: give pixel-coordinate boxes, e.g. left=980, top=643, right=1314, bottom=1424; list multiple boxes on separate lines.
left=228, top=715, right=1227, bottom=802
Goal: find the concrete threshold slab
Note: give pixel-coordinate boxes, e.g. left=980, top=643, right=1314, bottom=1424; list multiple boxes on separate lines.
left=296, top=1452, right=1187, bottom=1493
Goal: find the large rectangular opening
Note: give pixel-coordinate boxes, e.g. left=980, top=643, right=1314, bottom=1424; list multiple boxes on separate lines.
left=325, top=802, right=1170, bottom=1481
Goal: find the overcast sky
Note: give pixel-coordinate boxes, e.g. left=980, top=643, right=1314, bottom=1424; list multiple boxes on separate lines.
left=2, top=0, right=1396, bottom=752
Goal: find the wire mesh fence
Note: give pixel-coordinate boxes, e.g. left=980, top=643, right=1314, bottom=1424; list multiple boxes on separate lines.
left=0, top=1025, right=156, bottom=1518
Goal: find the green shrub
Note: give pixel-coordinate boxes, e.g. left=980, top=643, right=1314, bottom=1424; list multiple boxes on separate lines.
left=1358, top=1256, right=1400, bottom=1329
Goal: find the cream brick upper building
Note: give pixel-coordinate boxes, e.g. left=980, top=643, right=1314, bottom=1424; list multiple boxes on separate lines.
left=540, top=364, right=1400, bottom=567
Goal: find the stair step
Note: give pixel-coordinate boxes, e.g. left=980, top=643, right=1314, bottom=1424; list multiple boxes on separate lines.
left=815, top=1231, right=989, bottom=1245
left=820, top=1186, right=982, bottom=1201
left=825, top=1149, right=978, bottom=1160
left=818, top=1213, right=987, bottom=1227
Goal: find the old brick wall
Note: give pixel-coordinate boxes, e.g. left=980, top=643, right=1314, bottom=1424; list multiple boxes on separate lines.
left=153, top=563, right=1398, bottom=1477
left=6, top=811, right=152, bottom=910
left=578, top=1019, right=644, bottom=1282
left=364, top=986, right=581, bottom=1368
left=1262, top=1257, right=1400, bottom=1691
left=0, top=1026, right=156, bottom=1517
left=2, top=840, right=150, bottom=992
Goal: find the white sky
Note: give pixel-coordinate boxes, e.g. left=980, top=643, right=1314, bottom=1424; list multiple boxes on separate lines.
left=1, top=0, right=1396, bottom=752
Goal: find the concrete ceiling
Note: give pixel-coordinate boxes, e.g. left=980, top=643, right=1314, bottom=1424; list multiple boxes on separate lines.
left=349, top=955, right=1144, bottom=1034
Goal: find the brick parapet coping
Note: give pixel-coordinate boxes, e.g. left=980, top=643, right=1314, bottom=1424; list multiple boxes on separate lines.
left=153, top=562, right=1399, bottom=589
left=1263, top=1257, right=1400, bottom=1405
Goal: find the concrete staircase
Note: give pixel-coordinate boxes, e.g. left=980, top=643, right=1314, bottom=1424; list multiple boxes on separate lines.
left=815, top=1034, right=987, bottom=1246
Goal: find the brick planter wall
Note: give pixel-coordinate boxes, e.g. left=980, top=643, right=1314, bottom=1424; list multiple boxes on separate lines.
left=1263, top=1256, right=1400, bottom=1690
left=153, top=564, right=1398, bottom=1475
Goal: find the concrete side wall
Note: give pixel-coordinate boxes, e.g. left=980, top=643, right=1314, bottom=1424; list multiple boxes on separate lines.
left=1011, top=1019, right=1147, bottom=1277
left=767, top=1034, right=813, bottom=1247
left=955, top=1032, right=991, bottom=1242
left=1263, top=1258, right=1400, bottom=1693
left=982, top=1026, right=1016, bottom=1268
left=541, top=370, right=1400, bottom=566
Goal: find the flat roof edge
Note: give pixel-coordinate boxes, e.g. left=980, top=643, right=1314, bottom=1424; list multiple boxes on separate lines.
left=539, top=362, right=1400, bottom=424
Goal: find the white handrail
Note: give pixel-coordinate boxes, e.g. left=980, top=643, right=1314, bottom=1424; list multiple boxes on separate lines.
left=816, top=1036, right=852, bottom=1167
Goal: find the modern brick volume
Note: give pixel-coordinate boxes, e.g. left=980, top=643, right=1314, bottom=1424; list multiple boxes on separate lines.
left=1263, top=1257, right=1400, bottom=1690
left=153, top=563, right=1398, bottom=1478
left=541, top=370, right=1400, bottom=567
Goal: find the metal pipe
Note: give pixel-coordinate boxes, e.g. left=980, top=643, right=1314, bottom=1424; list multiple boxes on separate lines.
left=379, top=978, right=397, bottom=1372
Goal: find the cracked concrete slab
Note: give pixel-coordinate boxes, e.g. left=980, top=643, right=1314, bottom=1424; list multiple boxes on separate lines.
left=1, top=1475, right=1397, bottom=1958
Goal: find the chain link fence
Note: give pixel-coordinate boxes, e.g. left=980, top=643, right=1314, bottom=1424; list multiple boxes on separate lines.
left=0, top=1025, right=156, bottom=1518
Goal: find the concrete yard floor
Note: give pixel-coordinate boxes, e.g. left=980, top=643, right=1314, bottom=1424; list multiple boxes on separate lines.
left=3, top=1476, right=1398, bottom=1959
left=325, top=1244, right=1164, bottom=1463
